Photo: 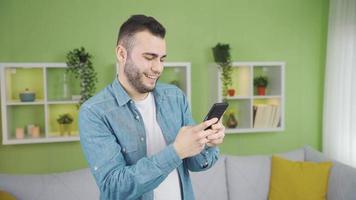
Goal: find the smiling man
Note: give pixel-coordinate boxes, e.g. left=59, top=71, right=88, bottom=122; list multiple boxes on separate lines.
left=79, top=15, right=226, bottom=200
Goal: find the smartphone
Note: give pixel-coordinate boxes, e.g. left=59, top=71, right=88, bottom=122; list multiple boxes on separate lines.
left=203, top=102, right=229, bottom=130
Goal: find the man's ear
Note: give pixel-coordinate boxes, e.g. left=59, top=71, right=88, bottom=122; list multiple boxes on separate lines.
left=116, top=45, right=127, bottom=64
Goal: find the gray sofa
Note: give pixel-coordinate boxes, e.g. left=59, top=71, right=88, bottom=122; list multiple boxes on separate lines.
left=1, top=146, right=356, bottom=200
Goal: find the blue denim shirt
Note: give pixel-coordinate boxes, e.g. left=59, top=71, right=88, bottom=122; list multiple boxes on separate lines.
left=79, top=79, right=220, bottom=200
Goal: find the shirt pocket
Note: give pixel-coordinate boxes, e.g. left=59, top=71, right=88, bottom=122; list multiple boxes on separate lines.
left=120, top=138, right=138, bottom=154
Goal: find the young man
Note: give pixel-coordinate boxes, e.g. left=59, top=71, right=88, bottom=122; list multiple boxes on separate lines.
left=79, top=15, right=225, bottom=200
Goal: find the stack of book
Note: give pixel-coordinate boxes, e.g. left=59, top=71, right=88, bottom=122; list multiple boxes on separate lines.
left=253, top=104, right=280, bottom=128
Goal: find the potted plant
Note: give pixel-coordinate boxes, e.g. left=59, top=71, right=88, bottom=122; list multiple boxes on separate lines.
left=57, top=113, right=73, bottom=136
left=212, top=43, right=234, bottom=97
left=254, top=76, right=268, bottom=95
left=66, top=47, right=98, bottom=107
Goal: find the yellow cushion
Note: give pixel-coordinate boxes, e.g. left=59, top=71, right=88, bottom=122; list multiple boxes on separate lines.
left=268, top=156, right=332, bottom=200
left=0, top=191, right=17, bottom=200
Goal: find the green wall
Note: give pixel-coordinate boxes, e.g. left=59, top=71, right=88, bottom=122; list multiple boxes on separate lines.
left=0, top=0, right=329, bottom=174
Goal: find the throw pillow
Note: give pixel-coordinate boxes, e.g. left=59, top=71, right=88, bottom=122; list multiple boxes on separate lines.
left=0, top=190, right=16, bottom=200
left=268, top=156, right=332, bottom=200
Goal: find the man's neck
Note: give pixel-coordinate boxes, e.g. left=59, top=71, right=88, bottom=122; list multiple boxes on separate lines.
left=117, top=77, right=149, bottom=101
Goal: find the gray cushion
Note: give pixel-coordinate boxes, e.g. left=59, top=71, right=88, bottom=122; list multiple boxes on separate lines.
left=304, top=145, right=356, bottom=200
left=226, top=148, right=304, bottom=200
left=0, top=168, right=99, bottom=200
left=190, top=155, right=228, bottom=200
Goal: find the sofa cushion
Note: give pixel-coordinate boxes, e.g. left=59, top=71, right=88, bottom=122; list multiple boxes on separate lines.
left=0, top=168, right=99, bottom=200
left=226, top=148, right=304, bottom=200
left=304, top=145, right=356, bottom=200
left=268, top=155, right=332, bottom=200
left=190, top=155, right=228, bottom=200
left=0, top=190, right=16, bottom=200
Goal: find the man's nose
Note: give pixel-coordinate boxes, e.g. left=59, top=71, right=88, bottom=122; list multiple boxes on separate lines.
left=151, top=59, right=163, bottom=74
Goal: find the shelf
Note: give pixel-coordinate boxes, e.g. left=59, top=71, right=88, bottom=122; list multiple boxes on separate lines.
left=0, top=63, right=81, bottom=145
left=5, top=136, right=80, bottom=145
left=6, top=99, right=45, bottom=105
left=253, top=95, right=281, bottom=99
left=224, top=96, right=251, bottom=100
left=225, top=127, right=284, bottom=134
left=47, top=100, right=79, bottom=105
left=214, top=61, right=285, bottom=134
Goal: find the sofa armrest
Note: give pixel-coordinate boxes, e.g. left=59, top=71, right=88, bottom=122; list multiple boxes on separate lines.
left=304, top=145, right=356, bottom=200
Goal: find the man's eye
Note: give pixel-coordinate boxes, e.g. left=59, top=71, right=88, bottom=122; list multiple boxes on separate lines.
left=144, top=56, right=154, bottom=60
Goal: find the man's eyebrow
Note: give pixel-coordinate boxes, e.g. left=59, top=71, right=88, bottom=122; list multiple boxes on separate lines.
left=143, top=52, right=167, bottom=59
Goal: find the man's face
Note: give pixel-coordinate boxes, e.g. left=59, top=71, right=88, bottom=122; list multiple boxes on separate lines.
left=123, top=31, right=166, bottom=93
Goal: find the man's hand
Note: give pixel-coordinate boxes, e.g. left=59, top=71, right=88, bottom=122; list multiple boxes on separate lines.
left=173, top=118, right=218, bottom=159
left=206, top=119, right=225, bottom=147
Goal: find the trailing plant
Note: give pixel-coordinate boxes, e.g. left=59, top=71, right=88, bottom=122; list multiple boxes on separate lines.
left=57, top=113, right=74, bottom=124
left=212, top=43, right=233, bottom=96
left=66, top=47, right=98, bottom=106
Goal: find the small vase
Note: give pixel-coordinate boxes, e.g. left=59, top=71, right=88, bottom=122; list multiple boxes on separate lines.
left=226, top=113, right=238, bottom=128
left=257, top=86, right=266, bottom=95
left=59, top=124, right=71, bottom=136
left=227, top=89, right=236, bottom=97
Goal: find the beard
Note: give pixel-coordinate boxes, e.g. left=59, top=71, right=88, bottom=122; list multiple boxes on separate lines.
left=124, top=58, right=159, bottom=93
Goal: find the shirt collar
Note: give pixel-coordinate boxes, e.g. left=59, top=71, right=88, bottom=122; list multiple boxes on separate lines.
left=111, top=78, right=131, bottom=106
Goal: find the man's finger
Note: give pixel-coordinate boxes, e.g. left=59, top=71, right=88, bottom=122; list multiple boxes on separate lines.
left=192, top=118, right=218, bottom=132
left=211, top=122, right=223, bottom=130
left=207, top=132, right=223, bottom=140
left=198, top=129, right=216, bottom=139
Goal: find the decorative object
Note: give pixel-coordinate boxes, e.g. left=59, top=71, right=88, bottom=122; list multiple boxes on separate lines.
left=253, top=76, right=268, bottom=95
left=26, top=124, right=34, bottom=135
left=66, top=47, right=98, bottom=106
left=212, top=43, right=233, bottom=97
left=226, top=112, right=238, bottom=128
left=31, top=126, right=40, bottom=138
left=19, top=88, right=35, bottom=102
left=15, top=128, right=24, bottom=139
left=227, top=88, right=236, bottom=97
left=62, top=72, right=71, bottom=100
left=57, top=113, right=73, bottom=136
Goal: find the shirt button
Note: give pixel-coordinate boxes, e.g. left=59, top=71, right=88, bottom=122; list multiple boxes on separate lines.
left=122, top=148, right=126, bottom=153
left=201, top=162, right=208, bottom=168
left=135, top=115, right=140, bottom=120
left=140, top=137, right=144, bottom=142
left=94, top=166, right=98, bottom=171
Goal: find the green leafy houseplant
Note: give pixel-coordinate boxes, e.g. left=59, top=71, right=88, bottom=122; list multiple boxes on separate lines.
left=66, top=47, right=98, bottom=106
left=254, top=76, right=268, bottom=95
left=57, top=114, right=73, bottom=124
left=253, top=76, right=268, bottom=87
left=57, top=113, right=73, bottom=136
left=212, top=43, right=233, bottom=97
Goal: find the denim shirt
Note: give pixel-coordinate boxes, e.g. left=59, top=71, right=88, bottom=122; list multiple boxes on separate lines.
left=79, top=79, right=220, bottom=200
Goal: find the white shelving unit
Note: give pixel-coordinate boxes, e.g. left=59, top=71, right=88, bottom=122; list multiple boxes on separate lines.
left=0, top=63, right=81, bottom=145
left=214, top=61, right=285, bottom=134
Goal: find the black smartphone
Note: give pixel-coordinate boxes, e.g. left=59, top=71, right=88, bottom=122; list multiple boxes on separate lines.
left=203, top=102, right=229, bottom=130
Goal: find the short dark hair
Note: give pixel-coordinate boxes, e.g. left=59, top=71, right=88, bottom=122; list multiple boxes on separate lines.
left=117, top=15, right=166, bottom=50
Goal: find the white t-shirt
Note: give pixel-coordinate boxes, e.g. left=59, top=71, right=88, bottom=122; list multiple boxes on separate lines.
left=134, top=93, right=182, bottom=200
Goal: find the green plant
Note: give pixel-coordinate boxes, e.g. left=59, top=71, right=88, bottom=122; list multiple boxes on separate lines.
left=66, top=47, right=98, bottom=106
left=254, top=76, right=268, bottom=87
left=57, top=113, right=73, bottom=124
left=212, top=43, right=233, bottom=96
